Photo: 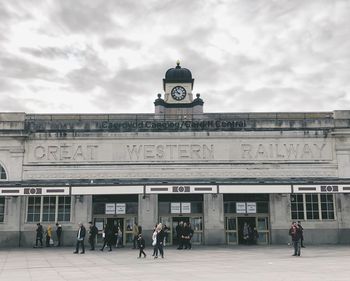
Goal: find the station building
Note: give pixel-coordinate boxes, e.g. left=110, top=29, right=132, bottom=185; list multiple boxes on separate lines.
left=1, top=62, right=350, bottom=247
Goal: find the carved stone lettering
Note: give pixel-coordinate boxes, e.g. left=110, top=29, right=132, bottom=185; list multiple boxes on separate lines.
left=240, top=142, right=329, bottom=160
left=126, top=144, right=215, bottom=161
left=33, top=144, right=99, bottom=161
left=34, top=146, right=45, bottom=159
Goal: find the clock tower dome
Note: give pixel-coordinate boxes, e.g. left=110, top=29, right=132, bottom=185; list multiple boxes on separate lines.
left=154, top=61, right=204, bottom=118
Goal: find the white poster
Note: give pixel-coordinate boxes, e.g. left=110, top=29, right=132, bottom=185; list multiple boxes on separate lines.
left=116, top=203, right=126, bottom=214
left=246, top=202, right=257, bottom=214
left=236, top=202, right=246, bottom=214
left=105, top=203, right=116, bottom=214
left=181, top=202, right=191, bottom=214
left=171, top=202, right=181, bottom=214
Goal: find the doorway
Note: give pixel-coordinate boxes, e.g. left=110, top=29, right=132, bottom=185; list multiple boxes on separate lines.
left=94, top=216, right=136, bottom=246
left=172, top=217, right=189, bottom=246
left=237, top=217, right=256, bottom=244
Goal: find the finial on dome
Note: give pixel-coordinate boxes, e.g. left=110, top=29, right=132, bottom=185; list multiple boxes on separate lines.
left=176, top=60, right=180, bottom=66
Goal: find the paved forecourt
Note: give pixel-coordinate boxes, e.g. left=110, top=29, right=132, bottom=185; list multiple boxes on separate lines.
left=0, top=246, right=349, bottom=281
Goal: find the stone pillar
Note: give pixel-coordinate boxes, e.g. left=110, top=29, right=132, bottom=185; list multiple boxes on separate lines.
left=0, top=196, right=22, bottom=247
left=203, top=194, right=225, bottom=245
left=138, top=194, right=158, bottom=243
left=335, top=194, right=350, bottom=243
left=269, top=194, right=291, bottom=244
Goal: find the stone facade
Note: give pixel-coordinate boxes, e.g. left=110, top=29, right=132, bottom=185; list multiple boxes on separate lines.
left=0, top=110, right=350, bottom=247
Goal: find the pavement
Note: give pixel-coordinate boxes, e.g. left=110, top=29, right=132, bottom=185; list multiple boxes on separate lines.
left=0, top=245, right=350, bottom=281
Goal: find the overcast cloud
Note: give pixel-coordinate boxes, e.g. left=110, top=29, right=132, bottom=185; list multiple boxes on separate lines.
left=0, top=0, right=349, bottom=114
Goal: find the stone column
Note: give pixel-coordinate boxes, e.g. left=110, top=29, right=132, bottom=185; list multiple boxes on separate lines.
left=203, top=194, right=225, bottom=245
left=269, top=194, right=291, bottom=244
left=138, top=194, right=158, bottom=243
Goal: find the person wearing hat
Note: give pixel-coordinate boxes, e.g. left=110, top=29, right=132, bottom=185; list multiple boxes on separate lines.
left=88, top=221, right=98, bottom=251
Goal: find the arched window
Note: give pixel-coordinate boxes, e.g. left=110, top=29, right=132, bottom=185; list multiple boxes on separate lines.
left=0, top=165, right=7, bottom=180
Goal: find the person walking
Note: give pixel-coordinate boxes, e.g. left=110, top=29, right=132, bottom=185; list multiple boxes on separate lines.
left=182, top=222, right=190, bottom=249
left=34, top=222, right=43, bottom=248
left=132, top=222, right=139, bottom=249
left=88, top=221, right=98, bottom=250
left=55, top=222, right=62, bottom=247
left=155, top=223, right=165, bottom=259
left=73, top=222, right=86, bottom=254
left=116, top=226, right=123, bottom=248
left=289, top=222, right=302, bottom=256
left=176, top=221, right=184, bottom=249
left=152, top=225, right=158, bottom=257
left=46, top=224, right=52, bottom=247
left=137, top=234, right=146, bottom=258
left=243, top=222, right=249, bottom=245
left=100, top=224, right=113, bottom=252
left=187, top=223, right=194, bottom=249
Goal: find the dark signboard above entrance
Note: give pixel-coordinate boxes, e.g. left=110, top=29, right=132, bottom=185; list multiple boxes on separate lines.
left=25, top=119, right=247, bottom=133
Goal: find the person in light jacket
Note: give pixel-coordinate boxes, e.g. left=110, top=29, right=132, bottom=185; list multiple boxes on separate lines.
left=73, top=222, right=86, bottom=254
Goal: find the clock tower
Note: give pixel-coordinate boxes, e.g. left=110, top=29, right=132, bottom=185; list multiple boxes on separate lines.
left=154, top=61, right=204, bottom=118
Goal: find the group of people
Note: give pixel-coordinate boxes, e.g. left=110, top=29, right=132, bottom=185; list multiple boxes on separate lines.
left=289, top=221, right=305, bottom=257
left=242, top=222, right=259, bottom=245
left=175, top=221, right=194, bottom=250
left=35, top=220, right=306, bottom=258
left=150, top=223, right=166, bottom=258
left=34, top=222, right=62, bottom=248
left=99, top=222, right=123, bottom=252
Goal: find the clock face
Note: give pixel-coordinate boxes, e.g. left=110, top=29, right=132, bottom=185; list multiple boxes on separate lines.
left=171, top=86, right=187, bottom=101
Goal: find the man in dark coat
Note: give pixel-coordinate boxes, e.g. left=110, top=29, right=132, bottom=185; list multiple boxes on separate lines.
left=88, top=221, right=98, bottom=250
left=35, top=222, right=43, bottom=248
left=182, top=222, right=190, bottom=249
left=297, top=221, right=305, bottom=248
left=55, top=222, right=62, bottom=247
left=176, top=221, right=184, bottom=249
left=289, top=222, right=302, bottom=256
left=73, top=222, right=86, bottom=254
left=137, top=234, right=146, bottom=258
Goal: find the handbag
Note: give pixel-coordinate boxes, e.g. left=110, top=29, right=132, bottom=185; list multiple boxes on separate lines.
left=152, top=238, right=157, bottom=246
left=49, top=238, right=54, bottom=245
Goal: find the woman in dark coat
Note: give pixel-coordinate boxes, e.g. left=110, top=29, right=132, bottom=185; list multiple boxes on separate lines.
left=100, top=224, right=113, bottom=251
left=155, top=223, right=165, bottom=258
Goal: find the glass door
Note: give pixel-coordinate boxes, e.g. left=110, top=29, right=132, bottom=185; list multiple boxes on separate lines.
left=225, top=217, right=238, bottom=244
left=190, top=217, right=203, bottom=244
left=124, top=217, right=136, bottom=245
left=257, top=217, right=269, bottom=244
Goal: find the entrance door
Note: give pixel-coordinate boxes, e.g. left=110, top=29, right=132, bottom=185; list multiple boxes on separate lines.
left=172, top=217, right=189, bottom=246
left=94, top=216, right=137, bottom=247
left=237, top=217, right=256, bottom=244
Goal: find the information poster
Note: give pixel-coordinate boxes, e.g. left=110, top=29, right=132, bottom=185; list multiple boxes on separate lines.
left=105, top=203, right=116, bottom=214
left=171, top=202, right=181, bottom=214
left=246, top=202, right=257, bottom=214
left=181, top=202, right=191, bottom=214
left=116, top=203, right=126, bottom=214
left=236, top=202, right=246, bottom=214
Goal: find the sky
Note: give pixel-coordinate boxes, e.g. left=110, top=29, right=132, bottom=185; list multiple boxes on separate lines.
left=0, top=0, right=349, bottom=114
